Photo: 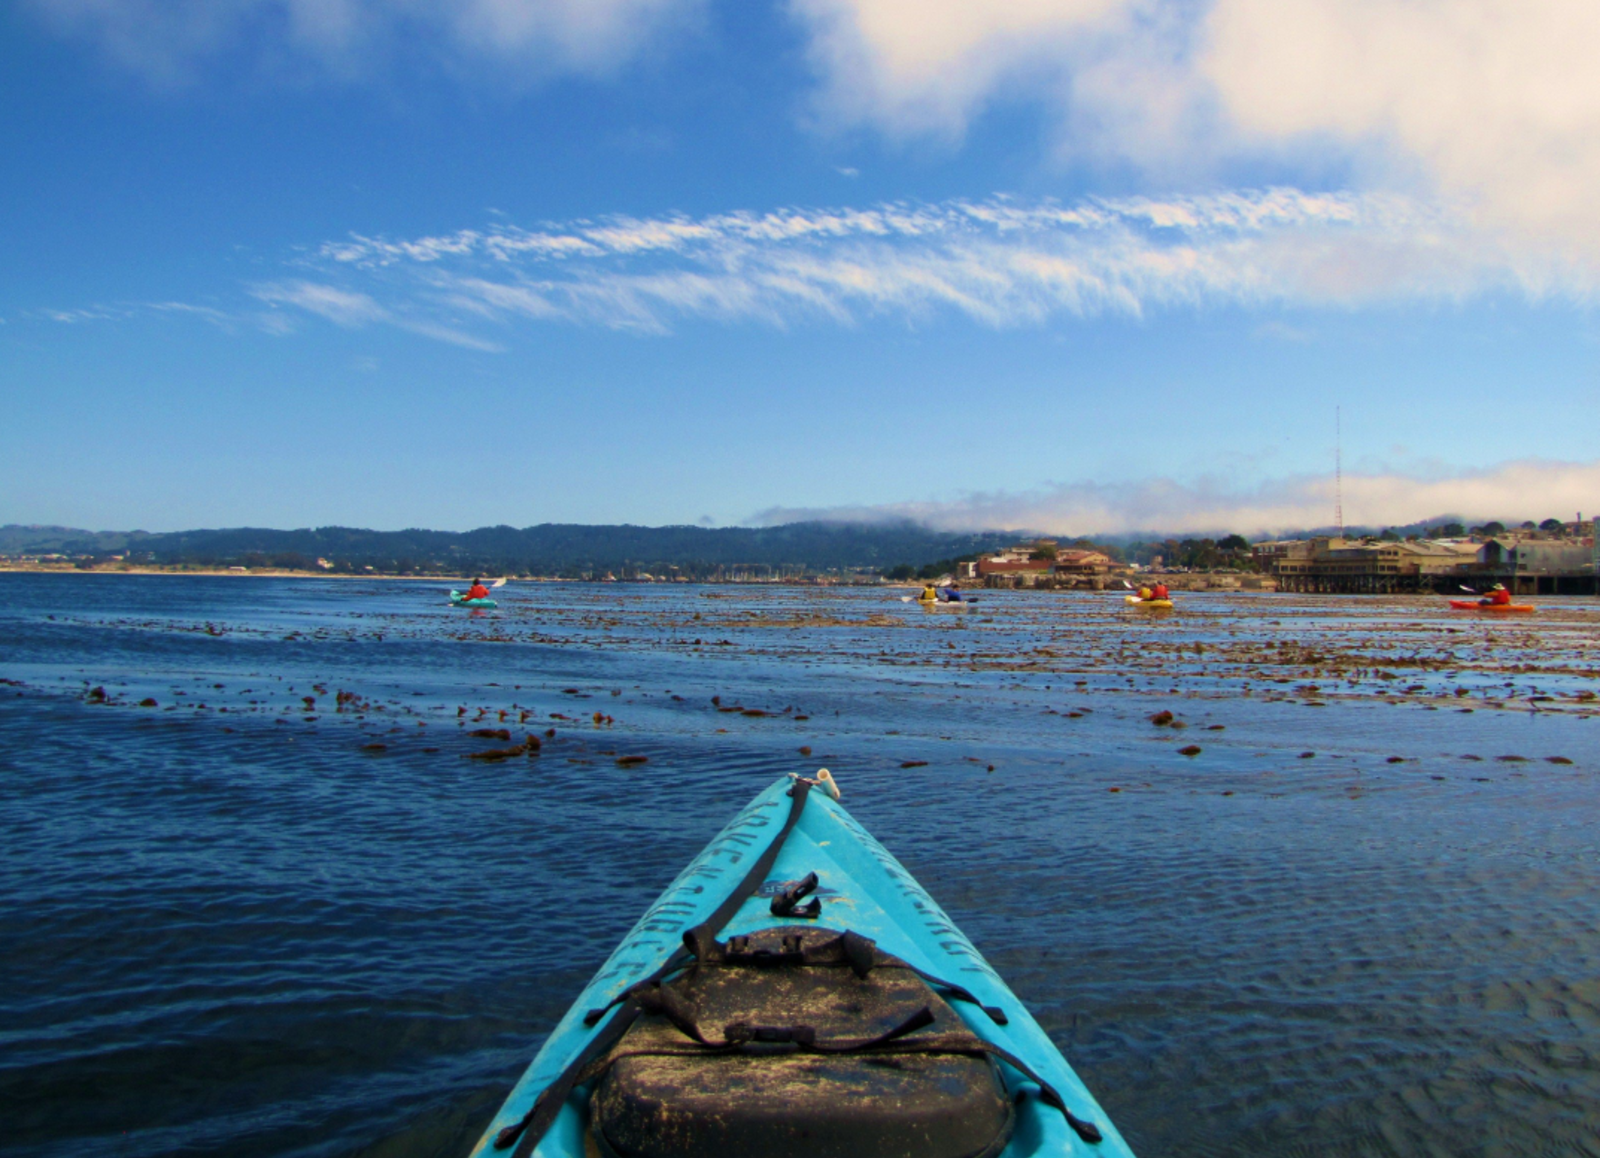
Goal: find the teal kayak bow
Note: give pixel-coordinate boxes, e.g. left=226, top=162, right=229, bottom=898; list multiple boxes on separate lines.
left=472, top=774, right=1134, bottom=1158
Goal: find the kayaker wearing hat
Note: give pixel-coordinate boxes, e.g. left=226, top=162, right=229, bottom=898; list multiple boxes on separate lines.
left=1480, top=583, right=1511, bottom=607
left=464, top=577, right=491, bottom=601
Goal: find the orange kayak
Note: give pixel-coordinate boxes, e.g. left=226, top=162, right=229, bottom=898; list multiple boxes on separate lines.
left=1448, top=600, right=1535, bottom=613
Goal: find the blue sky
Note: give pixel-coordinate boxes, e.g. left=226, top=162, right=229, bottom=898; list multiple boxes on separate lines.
left=3, top=0, right=1598, bottom=535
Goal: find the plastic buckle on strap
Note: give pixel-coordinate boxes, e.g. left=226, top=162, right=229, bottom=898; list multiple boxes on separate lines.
left=725, top=1023, right=816, bottom=1046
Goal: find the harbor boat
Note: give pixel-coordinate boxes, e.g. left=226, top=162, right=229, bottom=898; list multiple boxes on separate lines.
left=473, top=773, right=1134, bottom=1158
left=1447, top=600, right=1535, bottom=613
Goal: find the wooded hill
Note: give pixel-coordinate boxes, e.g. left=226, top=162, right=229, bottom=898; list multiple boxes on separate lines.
left=0, top=522, right=1013, bottom=579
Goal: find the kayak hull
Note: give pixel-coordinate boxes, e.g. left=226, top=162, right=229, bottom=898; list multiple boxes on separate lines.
left=472, top=777, right=1135, bottom=1158
left=1125, top=596, right=1174, bottom=609
left=450, top=591, right=498, bottom=609
left=1448, top=600, right=1534, bottom=613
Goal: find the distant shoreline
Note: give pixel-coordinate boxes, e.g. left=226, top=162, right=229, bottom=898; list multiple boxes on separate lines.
left=0, top=565, right=470, bottom=580
left=0, top=565, right=873, bottom=586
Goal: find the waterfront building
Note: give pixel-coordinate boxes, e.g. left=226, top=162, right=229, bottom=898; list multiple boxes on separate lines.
left=965, top=541, right=1115, bottom=587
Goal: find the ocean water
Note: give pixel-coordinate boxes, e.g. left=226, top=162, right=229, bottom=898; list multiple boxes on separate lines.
left=3, top=573, right=1599, bottom=1158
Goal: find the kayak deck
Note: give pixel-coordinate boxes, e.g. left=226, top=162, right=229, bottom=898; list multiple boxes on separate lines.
left=1125, top=596, right=1174, bottom=609
left=472, top=777, right=1133, bottom=1158
left=1448, top=600, right=1534, bottom=613
left=450, top=590, right=498, bottom=609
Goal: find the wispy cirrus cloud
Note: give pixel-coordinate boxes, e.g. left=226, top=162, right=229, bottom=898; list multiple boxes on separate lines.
left=752, top=458, right=1600, bottom=538
left=30, top=187, right=1600, bottom=346
left=250, top=280, right=505, bottom=350
left=252, top=281, right=389, bottom=327
left=241, top=188, right=1600, bottom=343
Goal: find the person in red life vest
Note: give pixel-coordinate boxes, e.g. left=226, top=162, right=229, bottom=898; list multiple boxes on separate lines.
left=465, top=577, right=491, bottom=601
left=1481, top=582, right=1511, bottom=606
left=1150, top=581, right=1170, bottom=601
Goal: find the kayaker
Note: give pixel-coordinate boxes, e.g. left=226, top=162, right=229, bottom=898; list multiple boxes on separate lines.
left=920, top=583, right=938, bottom=602
left=1137, top=585, right=1153, bottom=601
left=465, top=578, right=491, bottom=601
left=1151, top=581, right=1170, bottom=601
left=945, top=583, right=964, bottom=602
left=1481, top=583, right=1511, bottom=607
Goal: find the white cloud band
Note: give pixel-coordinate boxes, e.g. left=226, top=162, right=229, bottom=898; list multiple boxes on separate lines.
left=793, top=1, right=1600, bottom=257
left=249, top=189, right=1599, bottom=341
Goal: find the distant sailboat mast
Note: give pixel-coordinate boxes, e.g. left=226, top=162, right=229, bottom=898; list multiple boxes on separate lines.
left=1335, top=406, right=1344, bottom=538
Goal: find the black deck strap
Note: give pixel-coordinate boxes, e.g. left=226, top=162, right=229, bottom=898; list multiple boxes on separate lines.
left=679, top=778, right=814, bottom=952
left=717, top=1004, right=932, bottom=1052
left=583, top=957, right=690, bottom=1026
left=902, top=963, right=1009, bottom=1026
left=523, top=1009, right=943, bottom=1127
left=723, top=1022, right=817, bottom=1046
left=839, top=929, right=876, bottom=979
left=979, top=1042, right=1103, bottom=1145
left=770, top=870, right=822, bottom=919
left=534, top=781, right=817, bottom=1153
left=800, top=1005, right=935, bottom=1052
left=495, top=999, right=646, bottom=1155
left=633, top=985, right=935, bottom=1054
left=631, top=983, right=727, bottom=1048
left=583, top=781, right=815, bottom=1027
left=684, top=925, right=726, bottom=965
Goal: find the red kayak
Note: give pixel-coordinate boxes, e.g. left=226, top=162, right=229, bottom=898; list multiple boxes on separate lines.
left=1449, top=599, right=1535, bottom=613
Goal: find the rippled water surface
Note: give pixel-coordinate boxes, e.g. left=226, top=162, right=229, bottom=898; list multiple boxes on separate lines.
left=3, top=574, right=1599, bottom=1157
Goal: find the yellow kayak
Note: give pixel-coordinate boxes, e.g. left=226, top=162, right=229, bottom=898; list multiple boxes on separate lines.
left=1126, top=595, right=1174, bottom=609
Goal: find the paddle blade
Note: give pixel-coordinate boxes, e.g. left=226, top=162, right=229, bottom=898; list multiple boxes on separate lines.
left=490, top=577, right=507, bottom=588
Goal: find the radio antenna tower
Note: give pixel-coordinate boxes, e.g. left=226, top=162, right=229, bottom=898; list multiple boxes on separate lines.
left=1335, top=406, right=1344, bottom=537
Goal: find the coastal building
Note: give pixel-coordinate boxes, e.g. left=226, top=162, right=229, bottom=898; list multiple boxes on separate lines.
left=964, top=541, right=1116, bottom=588
left=1250, top=539, right=1317, bottom=567
left=1477, top=538, right=1593, bottom=573
left=1263, top=533, right=1600, bottom=594
left=1270, top=538, right=1479, bottom=593
left=967, top=541, right=1056, bottom=579
left=1053, top=549, right=1115, bottom=576
left=1476, top=536, right=1598, bottom=594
